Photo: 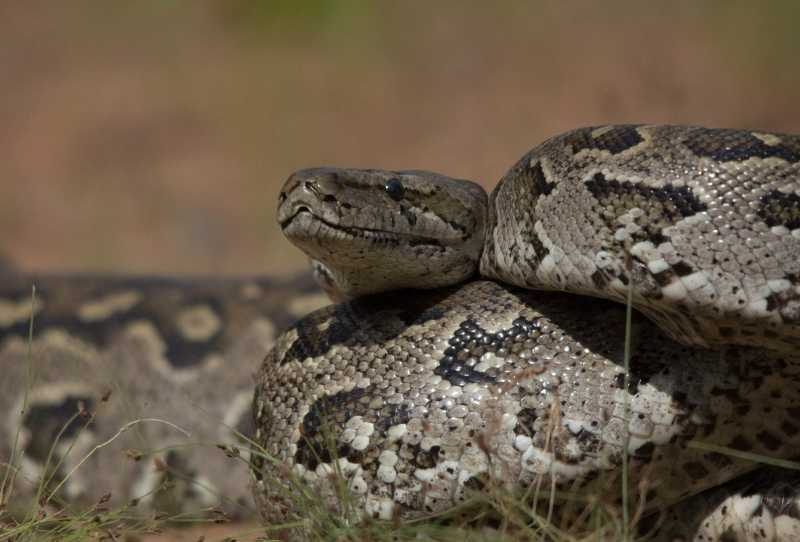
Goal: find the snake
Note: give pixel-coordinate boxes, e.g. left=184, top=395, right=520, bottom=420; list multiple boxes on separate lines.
left=0, top=267, right=327, bottom=519
left=256, top=125, right=800, bottom=539
left=279, top=125, right=800, bottom=353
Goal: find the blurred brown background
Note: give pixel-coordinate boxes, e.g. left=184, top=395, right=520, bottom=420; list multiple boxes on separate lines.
left=1, top=1, right=798, bottom=279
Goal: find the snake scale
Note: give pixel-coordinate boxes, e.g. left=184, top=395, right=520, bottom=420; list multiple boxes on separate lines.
left=255, top=125, right=800, bottom=540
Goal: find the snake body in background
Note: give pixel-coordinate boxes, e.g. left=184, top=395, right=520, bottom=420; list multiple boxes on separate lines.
left=258, top=125, right=800, bottom=539
left=0, top=268, right=326, bottom=518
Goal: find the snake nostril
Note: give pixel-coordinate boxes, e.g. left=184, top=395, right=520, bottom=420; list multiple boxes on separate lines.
left=322, top=194, right=336, bottom=203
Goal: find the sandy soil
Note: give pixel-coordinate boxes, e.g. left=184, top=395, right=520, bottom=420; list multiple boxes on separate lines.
left=136, top=522, right=263, bottom=542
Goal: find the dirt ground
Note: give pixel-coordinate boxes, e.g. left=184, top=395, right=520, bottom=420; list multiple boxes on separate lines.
left=1, top=1, right=799, bottom=539
left=136, top=522, right=263, bottom=542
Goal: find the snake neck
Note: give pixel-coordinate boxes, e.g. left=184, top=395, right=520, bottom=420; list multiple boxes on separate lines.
left=478, top=172, right=537, bottom=290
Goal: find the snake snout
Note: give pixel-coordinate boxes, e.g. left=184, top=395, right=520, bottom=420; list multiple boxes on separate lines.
left=278, top=204, right=312, bottom=228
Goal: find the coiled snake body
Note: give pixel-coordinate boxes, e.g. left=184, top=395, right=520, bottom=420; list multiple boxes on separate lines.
left=257, top=125, right=800, bottom=540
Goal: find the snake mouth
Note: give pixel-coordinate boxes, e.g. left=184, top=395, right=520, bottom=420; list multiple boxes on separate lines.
left=280, top=207, right=445, bottom=247
left=279, top=206, right=313, bottom=228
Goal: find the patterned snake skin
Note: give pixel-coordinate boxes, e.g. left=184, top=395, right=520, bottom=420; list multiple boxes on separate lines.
left=481, top=125, right=800, bottom=354
left=0, top=268, right=327, bottom=518
left=251, top=281, right=800, bottom=540
left=261, top=125, right=800, bottom=539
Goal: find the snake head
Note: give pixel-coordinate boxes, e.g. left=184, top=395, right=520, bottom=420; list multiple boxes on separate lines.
left=278, top=167, right=488, bottom=299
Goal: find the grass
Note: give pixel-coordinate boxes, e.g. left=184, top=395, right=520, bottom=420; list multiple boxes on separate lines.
left=1, top=286, right=36, bottom=514
left=0, top=286, right=263, bottom=541
left=246, top=406, right=658, bottom=542
left=0, top=417, right=264, bottom=541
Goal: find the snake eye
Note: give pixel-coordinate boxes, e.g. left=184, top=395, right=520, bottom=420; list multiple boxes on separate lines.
left=385, top=178, right=405, bottom=201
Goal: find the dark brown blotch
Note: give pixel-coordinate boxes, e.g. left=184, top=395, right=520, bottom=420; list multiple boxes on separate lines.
left=756, top=429, right=784, bottom=451
left=584, top=173, right=707, bottom=247
left=758, top=190, right=800, bottom=230
left=682, top=460, right=710, bottom=480
left=684, top=128, right=800, bottom=163
left=564, top=125, right=645, bottom=156
left=25, top=393, right=96, bottom=463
